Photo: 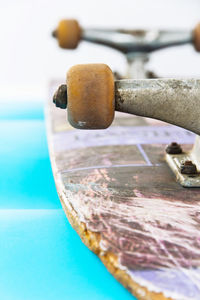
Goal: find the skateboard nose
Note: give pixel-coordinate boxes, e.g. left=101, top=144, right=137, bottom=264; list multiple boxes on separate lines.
left=53, top=84, right=67, bottom=109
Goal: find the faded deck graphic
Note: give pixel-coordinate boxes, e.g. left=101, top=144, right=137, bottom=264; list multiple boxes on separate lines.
left=47, top=88, right=200, bottom=300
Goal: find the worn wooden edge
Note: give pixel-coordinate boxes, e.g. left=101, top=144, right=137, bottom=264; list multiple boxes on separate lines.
left=45, top=105, right=173, bottom=300
left=59, top=188, right=172, bottom=300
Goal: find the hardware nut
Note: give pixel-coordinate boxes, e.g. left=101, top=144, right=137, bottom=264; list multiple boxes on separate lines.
left=180, top=160, right=197, bottom=175
left=53, top=84, right=67, bottom=109
left=165, top=142, right=182, bottom=154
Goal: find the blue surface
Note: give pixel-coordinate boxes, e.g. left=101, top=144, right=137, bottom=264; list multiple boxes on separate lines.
left=0, top=101, right=135, bottom=300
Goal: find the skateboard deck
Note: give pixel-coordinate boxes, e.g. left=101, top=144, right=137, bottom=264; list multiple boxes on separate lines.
left=47, top=81, right=200, bottom=300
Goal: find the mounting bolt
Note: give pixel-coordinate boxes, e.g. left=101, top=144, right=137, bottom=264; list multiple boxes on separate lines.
left=180, top=160, right=197, bottom=175
left=53, top=84, right=67, bottom=109
left=165, top=142, right=182, bottom=154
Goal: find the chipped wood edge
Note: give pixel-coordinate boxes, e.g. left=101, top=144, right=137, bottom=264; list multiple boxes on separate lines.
left=57, top=182, right=172, bottom=300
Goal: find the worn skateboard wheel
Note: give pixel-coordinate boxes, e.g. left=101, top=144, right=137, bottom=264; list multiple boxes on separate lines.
left=193, top=23, right=200, bottom=52
left=67, top=64, right=115, bottom=129
left=55, top=19, right=81, bottom=49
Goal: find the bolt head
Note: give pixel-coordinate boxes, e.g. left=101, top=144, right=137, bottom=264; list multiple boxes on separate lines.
left=180, top=160, right=197, bottom=175
left=165, top=142, right=182, bottom=154
left=53, top=84, right=67, bottom=109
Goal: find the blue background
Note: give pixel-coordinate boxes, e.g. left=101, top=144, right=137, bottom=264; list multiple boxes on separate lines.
left=0, top=101, right=136, bottom=300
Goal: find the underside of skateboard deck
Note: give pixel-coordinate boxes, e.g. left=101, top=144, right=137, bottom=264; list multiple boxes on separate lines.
left=47, top=82, right=200, bottom=300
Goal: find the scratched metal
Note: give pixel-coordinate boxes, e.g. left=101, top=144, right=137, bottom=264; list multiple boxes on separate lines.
left=47, top=92, right=200, bottom=300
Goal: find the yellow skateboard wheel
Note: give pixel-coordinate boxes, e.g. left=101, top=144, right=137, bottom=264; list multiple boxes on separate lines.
left=56, top=19, right=81, bottom=49
left=194, top=23, right=200, bottom=52
left=67, top=64, right=115, bottom=129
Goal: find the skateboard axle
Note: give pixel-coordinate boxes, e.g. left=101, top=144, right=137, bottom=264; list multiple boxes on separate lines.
left=115, top=78, right=200, bottom=135
left=53, top=78, right=200, bottom=135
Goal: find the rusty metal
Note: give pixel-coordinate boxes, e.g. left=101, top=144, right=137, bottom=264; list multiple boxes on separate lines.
left=52, top=30, right=57, bottom=38
left=165, top=136, right=200, bottom=187
left=193, top=23, right=200, bottom=52
left=113, top=71, right=124, bottom=80
left=115, top=78, right=200, bottom=136
left=180, top=160, right=197, bottom=175
left=146, top=70, right=157, bottom=79
left=166, top=142, right=182, bottom=154
left=53, top=84, right=67, bottom=109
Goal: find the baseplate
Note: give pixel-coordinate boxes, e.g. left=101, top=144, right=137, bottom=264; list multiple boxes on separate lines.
left=166, top=136, right=200, bottom=187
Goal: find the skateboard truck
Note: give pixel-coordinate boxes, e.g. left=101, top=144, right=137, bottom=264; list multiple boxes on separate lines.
left=52, top=19, right=200, bottom=53
left=52, top=19, right=200, bottom=79
left=53, top=64, right=200, bottom=187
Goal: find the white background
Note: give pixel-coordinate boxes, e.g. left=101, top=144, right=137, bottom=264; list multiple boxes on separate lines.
left=0, top=0, right=200, bottom=100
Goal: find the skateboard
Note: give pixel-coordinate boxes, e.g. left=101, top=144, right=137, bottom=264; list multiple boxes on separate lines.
left=47, top=20, right=200, bottom=300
